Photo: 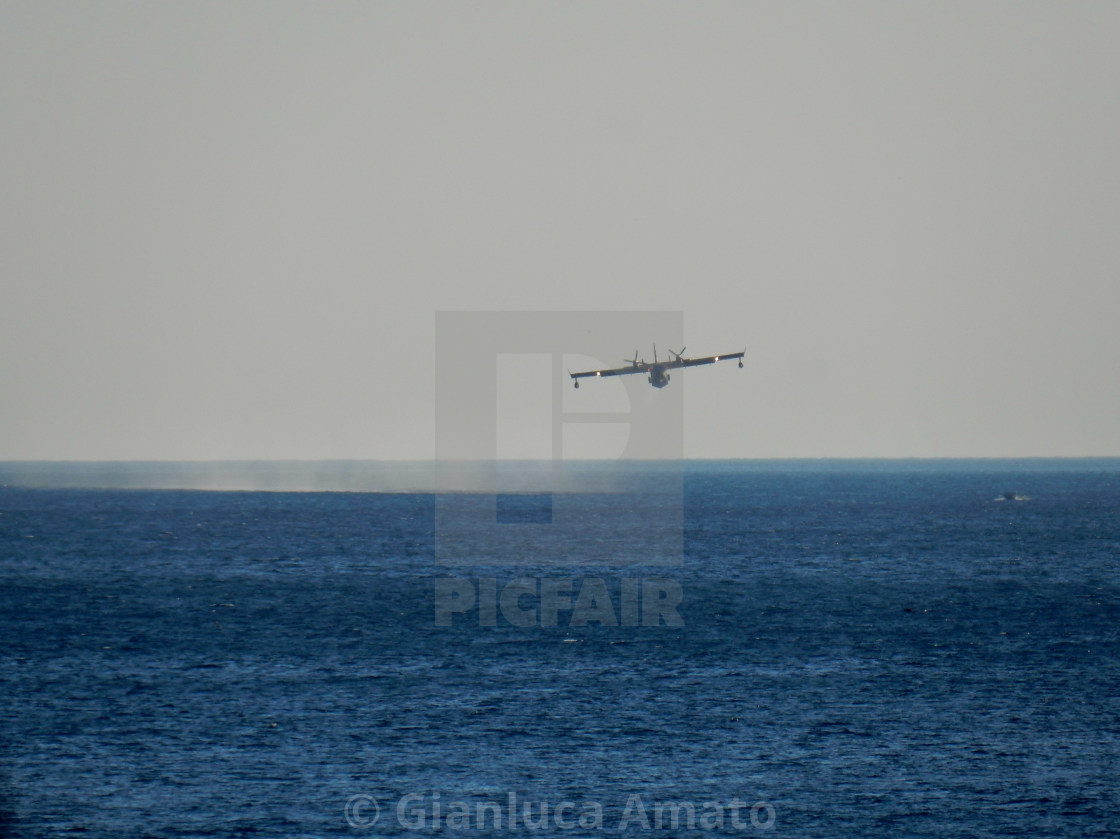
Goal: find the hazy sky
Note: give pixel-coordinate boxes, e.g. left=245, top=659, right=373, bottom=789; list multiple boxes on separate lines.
left=3, top=1, right=1118, bottom=460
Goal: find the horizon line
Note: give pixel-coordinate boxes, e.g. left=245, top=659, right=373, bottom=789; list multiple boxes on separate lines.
left=3, top=456, right=1120, bottom=464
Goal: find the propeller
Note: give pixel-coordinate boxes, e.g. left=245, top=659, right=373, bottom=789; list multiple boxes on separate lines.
left=669, top=347, right=687, bottom=361
left=625, top=350, right=643, bottom=366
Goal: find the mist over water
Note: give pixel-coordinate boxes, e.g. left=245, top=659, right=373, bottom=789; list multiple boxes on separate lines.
left=4, top=458, right=1114, bottom=492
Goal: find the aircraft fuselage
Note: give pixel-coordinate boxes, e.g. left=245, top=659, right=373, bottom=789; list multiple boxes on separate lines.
left=647, top=364, right=671, bottom=388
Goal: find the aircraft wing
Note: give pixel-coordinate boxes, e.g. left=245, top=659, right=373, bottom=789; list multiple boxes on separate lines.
left=569, top=363, right=649, bottom=382
left=667, top=351, right=745, bottom=369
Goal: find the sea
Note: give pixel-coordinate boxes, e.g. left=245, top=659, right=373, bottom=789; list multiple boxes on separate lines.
left=1, top=459, right=1117, bottom=838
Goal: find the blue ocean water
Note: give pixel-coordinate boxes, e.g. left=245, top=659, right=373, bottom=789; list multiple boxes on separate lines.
left=1, top=460, right=1118, bottom=838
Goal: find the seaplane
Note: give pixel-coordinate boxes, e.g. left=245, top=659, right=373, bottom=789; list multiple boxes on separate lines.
left=569, top=346, right=745, bottom=389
